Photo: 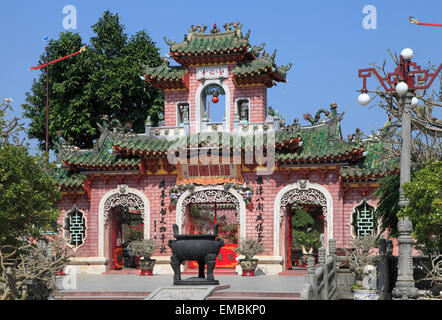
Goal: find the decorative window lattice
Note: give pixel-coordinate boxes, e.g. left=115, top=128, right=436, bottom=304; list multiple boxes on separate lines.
left=353, top=200, right=376, bottom=237
left=64, top=207, right=87, bottom=249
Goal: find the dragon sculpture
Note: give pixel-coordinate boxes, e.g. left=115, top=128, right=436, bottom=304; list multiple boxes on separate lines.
left=303, top=103, right=339, bottom=125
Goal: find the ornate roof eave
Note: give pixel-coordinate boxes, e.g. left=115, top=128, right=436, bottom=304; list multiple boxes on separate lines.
left=340, top=167, right=399, bottom=183
left=61, top=160, right=141, bottom=171
left=276, top=149, right=365, bottom=166
left=233, top=74, right=276, bottom=88
left=145, top=78, right=188, bottom=91
left=170, top=52, right=247, bottom=66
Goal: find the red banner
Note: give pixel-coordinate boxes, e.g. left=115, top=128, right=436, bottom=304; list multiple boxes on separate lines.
left=190, top=243, right=238, bottom=268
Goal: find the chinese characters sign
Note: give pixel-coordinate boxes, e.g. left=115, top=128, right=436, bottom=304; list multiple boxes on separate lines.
left=196, top=65, right=228, bottom=80
left=255, top=176, right=264, bottom=243
left=155, top=179, right=168, bottom=253
left=178, top=163, right=243, bottom=185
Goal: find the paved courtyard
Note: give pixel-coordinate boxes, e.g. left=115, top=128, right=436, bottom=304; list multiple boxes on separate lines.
left=56, top=274, right=305, bottom=293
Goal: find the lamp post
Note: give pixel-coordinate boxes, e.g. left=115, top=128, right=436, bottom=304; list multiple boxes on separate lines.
left=357, top=48, right=442, bottom=300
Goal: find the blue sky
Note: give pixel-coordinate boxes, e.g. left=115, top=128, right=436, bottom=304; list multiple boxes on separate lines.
left=1, top=0, right=441, bottom=157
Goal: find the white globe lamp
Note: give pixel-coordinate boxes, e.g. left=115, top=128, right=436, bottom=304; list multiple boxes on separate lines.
left=411, top=96, right=419, bottom=106
left=401, top=48, right=414, bottom=60
left=396, top=82, right=408, bottom=96
left=358, top=92, right=370, bottom=106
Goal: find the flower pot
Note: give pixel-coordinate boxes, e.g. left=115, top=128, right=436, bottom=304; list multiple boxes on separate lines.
left=239, top=258, right=258, bottom=276
left=139, top=258, right=156, bottom=276
left=353, top=288, right=381, bottom=300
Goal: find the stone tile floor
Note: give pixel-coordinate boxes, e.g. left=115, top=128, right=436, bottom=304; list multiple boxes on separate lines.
left=56, top=273, right=305, bottom=293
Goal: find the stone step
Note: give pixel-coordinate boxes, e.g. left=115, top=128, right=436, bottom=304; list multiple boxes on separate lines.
left=206, top=291, right=301, bottom=300
left=278, top=270, right=307, bottom=276
left=53, top=291, right=151, bottom=300
left=182, top=268, right=237, bottom=275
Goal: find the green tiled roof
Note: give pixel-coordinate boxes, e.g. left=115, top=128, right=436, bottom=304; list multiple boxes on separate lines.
left=52, top=168, right=85, bottom=189
left=276, top=122, right=363, bottom=164
left=144, top=64, right=188, bottom=81
left=232, top=58, right=289, bottom=81
left=61, top=134, right=141, bottom=169
left=113, top=135, right=176, bottom=156
left=169, top=30, right=249, bottom=55
left=340, top=139, right=399, bottom=181
left=54, top=117, right=397, bottom=190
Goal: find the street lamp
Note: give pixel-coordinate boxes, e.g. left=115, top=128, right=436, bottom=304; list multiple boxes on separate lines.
left=357, top=49, right=442, bottom=300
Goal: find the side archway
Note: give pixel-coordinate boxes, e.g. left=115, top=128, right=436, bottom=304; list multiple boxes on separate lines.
left=273, top=181, right=334, bottom=256
left=98, top=186, right=150, bottom=257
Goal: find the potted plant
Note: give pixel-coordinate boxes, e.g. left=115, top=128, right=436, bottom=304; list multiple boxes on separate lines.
left=291, top=209, right=321, bottom=267
left=123, top=224, right=143, bottom=268
left=343, top=235, right=380, bottom=300
left=129, top=239, right=159, bottom=276
left=234, top=238, right=264, bottom=276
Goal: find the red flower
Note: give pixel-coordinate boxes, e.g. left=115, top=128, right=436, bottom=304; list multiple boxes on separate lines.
left=129, top=225, right=134, bottom=229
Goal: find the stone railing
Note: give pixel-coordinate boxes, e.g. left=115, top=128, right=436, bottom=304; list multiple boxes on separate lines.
left=145, top=122, right=188, bottom=138
left=301, top=239, right=339, bottom=300
left=238, top=121, right=275, bottom=133
left=144, top=114, right=282, bottom=137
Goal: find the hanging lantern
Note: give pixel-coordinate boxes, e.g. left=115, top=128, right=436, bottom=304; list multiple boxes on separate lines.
left=209, top=86, right=219, bottom=103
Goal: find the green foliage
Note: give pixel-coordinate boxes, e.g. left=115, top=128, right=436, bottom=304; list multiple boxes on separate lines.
left=22, top=11, right=164, bottom=152
left=344, top=236, right=379, bottom=283
left=374, top=173, right=400, bottom=237
left=399, top=160, right=442, bottom=253
left=291, top=209, right=321, bottom=251
left=129, top=239, right=159, bottom=260
left=0, top=144, right=61, bottom=245
left=234, top=238, right=264, bottom=259
left=123, top=224, right=143, bottom=242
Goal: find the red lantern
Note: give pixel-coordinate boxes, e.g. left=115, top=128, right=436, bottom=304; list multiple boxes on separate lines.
left=212, top=96, right=219, bottom=103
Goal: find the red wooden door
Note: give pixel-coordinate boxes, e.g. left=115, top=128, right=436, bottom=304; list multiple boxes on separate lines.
left=112, top=212, right=124, bottom=270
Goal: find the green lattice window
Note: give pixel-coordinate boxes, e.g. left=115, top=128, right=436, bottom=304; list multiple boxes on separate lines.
left=63, top=206, right=87, bottom=249
left=352, top=200, right=377, bottom=237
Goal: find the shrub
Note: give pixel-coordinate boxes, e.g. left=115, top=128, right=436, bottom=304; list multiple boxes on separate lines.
left=234, top=238, right=264, bottom=259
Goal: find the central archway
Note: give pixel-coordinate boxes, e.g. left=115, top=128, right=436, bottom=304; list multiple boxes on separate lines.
left=175, top=185, right=246, bottom=240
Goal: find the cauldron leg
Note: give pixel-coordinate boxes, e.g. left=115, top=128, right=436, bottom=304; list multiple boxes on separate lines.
left=170, top=255, right=181, bottom=281
left=197, top=260, right=205, bottom=278
left=205, top=253, right=217, bottom=281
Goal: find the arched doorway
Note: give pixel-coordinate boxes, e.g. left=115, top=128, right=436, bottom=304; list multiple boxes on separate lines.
left=286, top=204, right=324, bottom=269
left=98, top=186, right=150, bottom=270
left=273, top=181, right=333, bottom=271
left=195, top=80, right=231, bottom=132
left=107, top=205, right=144, bottom=270
left=175, top=186, right=246, bottom=270
left=203, top=84, right=226, bottom=124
